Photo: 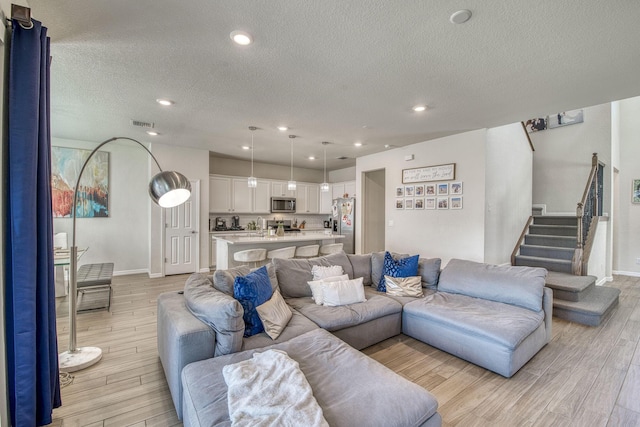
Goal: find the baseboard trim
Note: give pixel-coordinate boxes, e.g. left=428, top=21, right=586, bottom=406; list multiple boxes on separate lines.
left=612, top=270, right=640, bottom=278
left=544, top=212, right=576, bottom=216
left=148, top=272, right=164, bottom=279
left=595, top=277, right=608, bottom=286
left=199, top=268, right=210, bottom=273
left=113, top=268, right=149, bottom=277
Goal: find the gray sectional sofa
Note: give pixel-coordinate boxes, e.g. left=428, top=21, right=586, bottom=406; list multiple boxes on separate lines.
left=157, top=251, right=553, bottom=425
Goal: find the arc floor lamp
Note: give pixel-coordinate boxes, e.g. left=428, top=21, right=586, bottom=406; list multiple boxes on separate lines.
left=58, top=137, right=192, bottom=372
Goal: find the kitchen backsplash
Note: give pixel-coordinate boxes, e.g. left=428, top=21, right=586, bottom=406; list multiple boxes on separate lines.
left=209, top=214, right=331, bottom=231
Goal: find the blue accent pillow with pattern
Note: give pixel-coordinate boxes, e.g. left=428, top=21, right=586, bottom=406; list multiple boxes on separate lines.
left=234, top=266, right=273, bottom=337
left=378, top=251, right=420, bottom=292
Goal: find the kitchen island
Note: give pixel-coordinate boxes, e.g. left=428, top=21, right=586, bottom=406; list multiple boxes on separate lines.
left=212, top=232, right=345, bottom=270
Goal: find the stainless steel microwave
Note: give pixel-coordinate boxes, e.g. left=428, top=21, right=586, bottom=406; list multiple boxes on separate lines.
left=271, top=197, right=296, bottom=213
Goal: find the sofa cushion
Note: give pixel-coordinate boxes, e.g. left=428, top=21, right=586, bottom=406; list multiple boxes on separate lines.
left=256, top=290, right=292, bottom=340
left=371, top=251, right=409, bottom=289
left=364, top=286, right=435, bottom=306
left=241, top=310, right=319, bottom=352
left=404, top=292, right=544, bottom=350
left=213, top=264, right=278, bottom=296
left=322, top=277, right=366, bottom=306
left=273, top=252, right=354, bottom=298
left=384, top=275, right=423, bottom=298
left=286, top=294, right=402, bottom=332
left=183, top=273, right=244, bottom=356
left=418, top=257, right=442, bottom=288
left=378, top=252, right=420, bottom=292
left=234, top=266, right=273, bottom=337
left=347, top=253, right=372, bottom=285
left=438, top=259, right=546, bottom=312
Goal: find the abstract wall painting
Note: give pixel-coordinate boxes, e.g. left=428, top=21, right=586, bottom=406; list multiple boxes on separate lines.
left=51, top=147, right=109, bottom=218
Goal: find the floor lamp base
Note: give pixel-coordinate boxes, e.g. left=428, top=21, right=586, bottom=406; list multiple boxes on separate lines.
left=59, top=346, right=102, bottom=372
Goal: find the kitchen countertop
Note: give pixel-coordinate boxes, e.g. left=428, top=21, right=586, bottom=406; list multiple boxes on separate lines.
left=213, top=232, right=344, bottom=244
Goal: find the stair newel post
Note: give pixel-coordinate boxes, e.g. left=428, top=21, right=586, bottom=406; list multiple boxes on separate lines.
left=573, top=202, right=584, bottom=275
left=592, top=153, right=599, bottom=217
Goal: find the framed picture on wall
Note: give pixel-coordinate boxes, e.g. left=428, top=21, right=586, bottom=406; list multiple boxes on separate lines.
left=405, top=185, right=415, bottom=197
left=396, top=198, right=404, bottom=209
left=437, top=197, right=449, bottom=210
left=633, top=179, right=640, bottom=204
left=425, top=197, right=436, bottom=210
left=396, top=186, right=404, bottom=197
left=425, top=184, right=436, bottom=196
left=451, top=196, right=463, bottom=209
left=405, top=198, right=414, bottom=210
left=415, top=198, right=425, bottom=209
left=415, top=185, right=425, bottom=196
left=451, top=181, right=463, bottom=195
left=437, top=183, right=449, bottom=195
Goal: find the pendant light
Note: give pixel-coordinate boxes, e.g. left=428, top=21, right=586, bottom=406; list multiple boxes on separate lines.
left=287, top=135, right=297, bottom=191
left=320, top=141, right=329, bottom=192
left=247, top=126, right=257, bottom=188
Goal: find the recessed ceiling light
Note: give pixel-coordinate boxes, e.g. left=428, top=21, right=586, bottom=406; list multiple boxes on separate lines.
left=308, top=156, right=316, bottom=160
left=146, top=131, right=159, bottom=136
left=156, top=98, right=174, bottom=106
left=384, top=144, right=391, bottom=149
left=412, top=105, right=427, bottom=112
left=230, top=30, right=252, bottom=46
left=241, top=146, right=250, bottom=150
left=450, top=9, right=472, bottom=24
left=354, top=142, right=362, bottom=147
left=277, top=126, right=288, bottom=131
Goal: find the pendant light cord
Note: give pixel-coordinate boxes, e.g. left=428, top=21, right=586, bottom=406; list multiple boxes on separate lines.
left=290, top=139, right=294, bottom=181
left=251, top=130, right=254, bottom=176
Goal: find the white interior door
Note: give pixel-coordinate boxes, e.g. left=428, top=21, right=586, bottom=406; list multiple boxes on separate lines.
left=165, top=180, right=199, bottom=275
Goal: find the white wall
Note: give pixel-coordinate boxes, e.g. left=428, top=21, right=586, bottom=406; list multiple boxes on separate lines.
left=210, top=155, right=323, bottom=183
left=531, top=104, right=612, bottom=214
left=484, top=123, right=533, bottom=265
left=329, top=166, right=356, bottom=182
left=615, top=96, right=640, bottom=274
left=52, top=138, right=150, bottom=274
left=151, top=143, right=210, bottom=276
left=356, top=130, right=487, bottom=265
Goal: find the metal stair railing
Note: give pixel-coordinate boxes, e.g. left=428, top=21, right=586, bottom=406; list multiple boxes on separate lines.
left=573, top=153, right=599, bottom=275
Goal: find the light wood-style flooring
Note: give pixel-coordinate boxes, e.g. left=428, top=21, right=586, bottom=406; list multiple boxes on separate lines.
left=52, top=274, right=640, bottom=427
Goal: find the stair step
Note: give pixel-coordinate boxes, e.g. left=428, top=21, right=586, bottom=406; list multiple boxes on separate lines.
left=553, top=286, right=620, bottom=326
left=533, top=215, right=577, bottom=226
left=524, top=234, right=577, bottom=248
left=514, top=255, right=572, bottom=273
left=545, top=271, right=596, bottom=301
left=520, top=244, right=574, bottom=261
left=529, top=224, right=578, bottom=236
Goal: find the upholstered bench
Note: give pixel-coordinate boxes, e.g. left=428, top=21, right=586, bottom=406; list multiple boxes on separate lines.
left=76, top=262, right=114, bottom=311
left=181, top=329, right=441, bottom=427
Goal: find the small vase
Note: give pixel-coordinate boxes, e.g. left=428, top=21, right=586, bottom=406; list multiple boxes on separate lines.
left=276, top=224, right=285, bottom=237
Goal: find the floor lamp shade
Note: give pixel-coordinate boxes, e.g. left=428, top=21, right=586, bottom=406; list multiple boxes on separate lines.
left=59, top=137, right=192, bottom=372
left=149, top=170, right=192, bottom=208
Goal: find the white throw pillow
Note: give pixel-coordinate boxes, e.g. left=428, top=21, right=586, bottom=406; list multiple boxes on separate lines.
left=384, top=275, right=423, bottom=298
left=322, top=277, right=366, bottom=307
left=308, top=274, right=349, bottom=305
left=311, top=265, right=344, bottom=281
left=256, top=290, right=293, bottom=340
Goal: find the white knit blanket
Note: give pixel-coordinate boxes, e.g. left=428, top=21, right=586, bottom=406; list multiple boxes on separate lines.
left=222, top=349, right=329, bottom=427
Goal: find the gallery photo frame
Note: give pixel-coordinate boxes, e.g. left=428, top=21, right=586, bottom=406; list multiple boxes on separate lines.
left=633, top=179, right=640, bottom=204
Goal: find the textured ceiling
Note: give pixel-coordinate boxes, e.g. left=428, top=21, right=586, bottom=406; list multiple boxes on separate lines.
left=29, top=1, right=640, bottom=170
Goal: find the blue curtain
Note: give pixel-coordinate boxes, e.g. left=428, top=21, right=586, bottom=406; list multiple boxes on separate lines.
left=5, top=19, right=61, bottom=426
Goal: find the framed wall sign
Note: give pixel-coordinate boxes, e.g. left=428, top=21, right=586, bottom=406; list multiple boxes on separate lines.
left=402, top=163, right=455, bottom=183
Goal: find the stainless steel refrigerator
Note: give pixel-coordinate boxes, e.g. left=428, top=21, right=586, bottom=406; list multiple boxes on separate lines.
left=332, top=197, right=355, bottom=254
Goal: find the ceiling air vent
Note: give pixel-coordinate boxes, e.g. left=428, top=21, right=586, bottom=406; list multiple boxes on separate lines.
left=336, top=156, right=349, bottom=160
left=130, top=119, right=155, bottom=129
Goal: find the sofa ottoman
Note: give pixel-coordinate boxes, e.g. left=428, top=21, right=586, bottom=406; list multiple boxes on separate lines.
left=182, top=328, right=441, bottom=427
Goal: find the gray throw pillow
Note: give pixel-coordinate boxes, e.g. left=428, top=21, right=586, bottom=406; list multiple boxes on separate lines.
left=418, top=258, right=442, bottom=288
left=272, top=257, right=314, bottom=298
left=183, top=273, right=244, bottom=356
left=213, top=264, right=278, bottom=296
left=348, top=253, right=372, bottom=285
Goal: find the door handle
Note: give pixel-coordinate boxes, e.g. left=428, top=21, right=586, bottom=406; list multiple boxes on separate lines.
left=191, top=231, right=198, bottom=234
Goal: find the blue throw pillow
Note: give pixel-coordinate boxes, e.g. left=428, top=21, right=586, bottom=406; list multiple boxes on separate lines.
left=378, top=251, right=420, bottom=292
left=234, top=266, right=273, bottom=337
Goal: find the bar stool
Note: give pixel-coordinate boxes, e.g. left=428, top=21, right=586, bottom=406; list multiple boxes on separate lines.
left=295, top=244, right=320, bottom=258
left=319, top=243, right=344, bottom=256
left=233, top=248, right=267, bottom=267
left=267, top=246, right=297, bottom=261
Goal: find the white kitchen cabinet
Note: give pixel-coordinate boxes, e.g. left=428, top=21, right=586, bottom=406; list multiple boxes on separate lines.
left=320, top=188, right=332, bottom=214
left=210, top=175, right=267, bottom=213
left=210, top=176, right=232, bottom=212
left=271, top=181, right=296, bottom=198
left=254, top=180, right=271, bottom=213
left=295, top=184, right=320, bottom=214
left=331, top=180, right=356, bottom=199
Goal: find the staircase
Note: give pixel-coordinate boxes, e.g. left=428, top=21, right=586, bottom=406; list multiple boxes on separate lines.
left=513, top=215, right=619, bottom=326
